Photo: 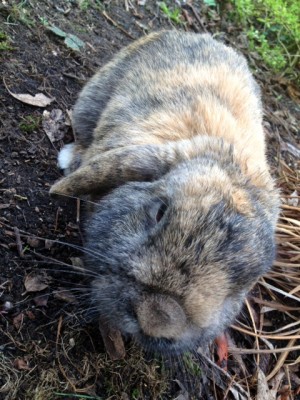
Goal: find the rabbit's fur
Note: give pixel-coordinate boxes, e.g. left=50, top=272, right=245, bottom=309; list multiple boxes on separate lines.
left=50, top=31, right=279, bottom=354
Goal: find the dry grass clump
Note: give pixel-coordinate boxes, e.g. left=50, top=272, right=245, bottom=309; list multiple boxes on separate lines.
left=216, top=160, right=300, bottom=399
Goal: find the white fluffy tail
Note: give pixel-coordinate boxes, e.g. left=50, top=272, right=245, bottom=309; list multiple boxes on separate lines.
left=58, top=143, right=75, bottom=170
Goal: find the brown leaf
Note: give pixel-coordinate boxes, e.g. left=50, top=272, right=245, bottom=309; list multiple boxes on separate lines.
left=5, top=83, right=54, bottom=107
left=24, top=273, right=49, bottom=292
left=70, top=257, right=85, bottom=271
left=25, top=310, right=35, bottom=320
left=54, top=288, right=77, bottom=304
left=13, top=358, right=31, bottom=370
left=99, top=319, right=126, bottom=360
left=33, top=293, right=49, bottom=307
left=13, top=313, right=24, bottom=330
left=27, top=236, right=40, bottom=248
left=42, top=109, right=66, bottom=142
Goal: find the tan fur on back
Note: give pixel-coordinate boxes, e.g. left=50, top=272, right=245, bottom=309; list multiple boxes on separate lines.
left=50, top=31, right=280, bottom=353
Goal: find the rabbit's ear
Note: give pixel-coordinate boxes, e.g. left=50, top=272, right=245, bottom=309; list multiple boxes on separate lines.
left=49, top=143, right=181, bottom=197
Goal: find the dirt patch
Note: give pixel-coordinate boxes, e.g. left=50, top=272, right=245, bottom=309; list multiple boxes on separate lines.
left=0, top=1, right=299, bottom=399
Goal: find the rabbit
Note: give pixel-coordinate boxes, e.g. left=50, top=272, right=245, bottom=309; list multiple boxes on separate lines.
left=50, top=30, right=279, bottom=354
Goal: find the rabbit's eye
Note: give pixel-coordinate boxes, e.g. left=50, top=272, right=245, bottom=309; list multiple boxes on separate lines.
left=147, top=199, right=168, bottom=225
left=155, top=202, right=168, bottom=223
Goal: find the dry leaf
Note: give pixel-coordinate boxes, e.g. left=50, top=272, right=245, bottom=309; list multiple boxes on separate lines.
left=5, top=84, right=54, bottom=107
left=24, top=273, right=49, bottom=292
left=25, top=310, right=35, bottom=320
left=99, top=319, right=126, bottom=360
left=287, top=190, right=299, bottom=207
left=13, top=313, right=24, bottom=330
left=54, top=288, right=77, bottom=303
left=42, top=109, right=66, bottom=142
left=34, top=293, right=49, bottom=307
left=257, top=368, right=276, bottom=400
left=13, top=358, right=31, bottom=370
left=215, top=333, right=228, bottom=370
left=27, top=236, right=40, bottom=248
left=70, top=257, right=85, bottom=271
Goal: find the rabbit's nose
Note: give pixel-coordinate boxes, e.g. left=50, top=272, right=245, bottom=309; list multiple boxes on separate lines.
left=136, top=294, right=187, bottom=339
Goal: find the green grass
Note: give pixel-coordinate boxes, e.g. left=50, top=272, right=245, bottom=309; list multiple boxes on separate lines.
left=158, top=2, right=183, bottom=25
left=8, top=0, right=35, bottom=27
left=0, top=31, right=13, bottom=51
left=183, top=353, right=202, bottom=377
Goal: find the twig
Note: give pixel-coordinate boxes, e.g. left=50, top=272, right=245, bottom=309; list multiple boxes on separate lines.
left=187, top=4, right=208, bottom=33
left=76, top=198, right=80, bottom=224
left=14, top=227, right=24, bottom=258
left=102, top=11, right=136, bottom=40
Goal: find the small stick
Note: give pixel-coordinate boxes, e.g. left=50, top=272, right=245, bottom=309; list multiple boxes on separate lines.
left=102, top=11, right=135, bottom=40
left=188, top=4, right=208, bottom=33
left=76, top=198, right=80, bottom=224
left=14, top=227, right=24, bottom=258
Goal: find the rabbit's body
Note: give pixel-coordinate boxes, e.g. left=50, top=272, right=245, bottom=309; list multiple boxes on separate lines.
left=51, top=31, right=279, bottom=354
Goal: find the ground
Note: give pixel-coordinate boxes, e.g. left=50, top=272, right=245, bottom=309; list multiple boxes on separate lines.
left=0, top=1, right=299, bottom=400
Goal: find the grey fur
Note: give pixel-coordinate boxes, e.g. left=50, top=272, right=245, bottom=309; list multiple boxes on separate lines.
left=50, top=31, right=280, bottom=354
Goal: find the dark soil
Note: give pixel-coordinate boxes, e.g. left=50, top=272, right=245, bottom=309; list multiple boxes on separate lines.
left=0, top=1, right=299, bottom=400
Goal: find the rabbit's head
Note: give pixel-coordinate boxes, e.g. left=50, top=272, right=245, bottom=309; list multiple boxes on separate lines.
left=83, top=152, right=276, bottom=354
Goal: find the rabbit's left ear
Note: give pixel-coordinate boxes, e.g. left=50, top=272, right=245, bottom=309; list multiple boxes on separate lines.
left=49, top=143, right=182, bottom=197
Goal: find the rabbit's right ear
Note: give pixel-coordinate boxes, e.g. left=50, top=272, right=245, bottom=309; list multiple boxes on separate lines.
left=49, top=143, right=182, bottom=197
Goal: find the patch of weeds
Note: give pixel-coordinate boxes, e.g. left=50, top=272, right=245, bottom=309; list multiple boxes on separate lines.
left=0, top=31, right=13, bottom=51
left=182, top=353, right=202, bottom=377
left=131, top=388, right=141, bottom=399
left=8, top=0, right=35, bottom=27
left=247, top=27, right=287, bottom=71
left=78, top=0, right=91, bottom=11
left=19, top=115, right=41, bottom=133
left=228, top=0, right=300, bottom=79
left=158, top=2, right=183, bottom=25
left=101, top=346, right=169, bottom=399
left=78, top=0, right=104, bottom=12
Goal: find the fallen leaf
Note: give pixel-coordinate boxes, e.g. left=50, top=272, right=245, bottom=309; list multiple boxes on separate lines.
left=70, top=257, right=85, bottom=271
left=34, top=293, right=49, bottom=307
left=54, top=288, right=77, bottom=303
left=24, top=273, right=49, bottom=292
left=47, top=25, right=85, bottom=51
left=27, top=236, right=40, bottom=248
left=4, top=81, right=54, bottom=107
left=13, top=313, right=24, bottom=330
left=13, top=358, right=30, bottom=370
left=215, top=333, right=228, bottom=370
left=42, top=109, right=66, bottom=142
left=257, top=368, right=276, bottom=400
left=99, top=319, right=126, bottom=360
left=44, top=239, right=53, bottom=250
left=287, top=190, right=299, bottom=207
left=64, top=33, right=85, bottom=51
left=25, top=310, right=35, bottom=320
left=48, top=25, right=67, bottom=38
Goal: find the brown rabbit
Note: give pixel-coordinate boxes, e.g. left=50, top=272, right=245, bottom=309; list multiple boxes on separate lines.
left=50, top=31, right=279, bottom=354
